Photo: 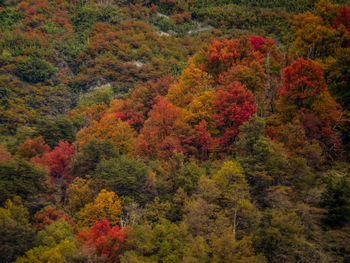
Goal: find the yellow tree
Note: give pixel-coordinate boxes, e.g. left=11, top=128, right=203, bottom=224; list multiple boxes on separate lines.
left=66, top=177, right=96, bottom=215
left=183, top=89, right=216, bottom=127
left=76, top=113, right=136, bottom=154
left=213, top=161, right=254, bottom=240
left=77, top=190, right=122, bottom=228
left=167, top=58, right=213, bottom=108
left=290, top=10, right=349, bottom=59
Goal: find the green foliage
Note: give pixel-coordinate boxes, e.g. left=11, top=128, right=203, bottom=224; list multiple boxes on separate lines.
left=35, top=116, right=76, bottom=147
left=0, top=158, right=48, bottom=208
left=174, top=162, right=203, bottom=194
left=71, top=138, right=119, bottom=177
left=78, top=85, right=114, bottom=107
left=95, top=156, right=155, bottom=204
left=16, top=57, right=56, bottom=83
left=0, top=197, right=35, bottom=263
left=15, top=239, right=77, bottom=263
left=0, top=0, right=349, bottom=262
left=125, top=219, right=196, bottom=263
left=320, top=176, right=350, bottom=227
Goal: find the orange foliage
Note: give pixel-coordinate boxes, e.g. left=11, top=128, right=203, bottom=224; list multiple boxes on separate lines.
left=16, top=136, right=50, bottom=160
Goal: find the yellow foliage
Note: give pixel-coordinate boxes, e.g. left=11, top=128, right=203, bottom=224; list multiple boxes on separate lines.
left=77, top=189, right=122, bottom=228
left=183, top=89, right=215, bottom=126
left=76, top=114, right=136, bottom=154
left=167, top=58, right=213, bottom=108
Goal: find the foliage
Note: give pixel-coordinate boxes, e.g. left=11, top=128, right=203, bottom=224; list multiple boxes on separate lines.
left=16, top=56, right=56, bottom=83
left=213, top=81, right=256, bottom=152
left=320, top=176, right=350, bottom=227
left=0, top=197, right=35, bottom=263
left=0, top=0, right=350, bottom=262
left=78, top=219, right=129, bottom=263
left=77, top=189, right=122, bottom=228
left=0, top=158, right=48, bottom=208
left=94, top=156, right=155, bottom=204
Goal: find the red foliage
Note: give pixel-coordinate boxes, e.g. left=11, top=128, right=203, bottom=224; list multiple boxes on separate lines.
left=16, top=136, right=50, bottom=160
left=206, top=39, right=240, bottom=75
left=299, top=110, right=343, bottom=156
left=250, top=36, right=266, bottom=50
left=193, top=120, right=214, bottom=160
left=136, top=97, right=193, bottom=159
left=334, top=5, right=350, bottom=32
left=213, top=81, right=256, bottom=151
left=113, top=75, right=175, bottom=131
left=32, top=206, right=75, bottom=230
left=78, top=220, right=129, bottom=263
left=34, top=140, right=75, bottom=185
left=0, top=145, right=12, bottom=162
left=279, top=58, right=327, bottom=107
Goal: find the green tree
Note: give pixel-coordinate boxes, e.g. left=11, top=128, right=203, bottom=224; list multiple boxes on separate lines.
left=320, top=176, right=350, bottom=227
left=0, top=158, right=48, bottom=210
left=71, top=138, right=119, bottom=178
left=35, top=116, right=76, bottom=147
left=213, top=161, right=255, bottom=240
left=16, top=57, right=56, bottom=83
left=0, top=197, right=35, bottom=263
left=95, top=156, right=155, bottom=204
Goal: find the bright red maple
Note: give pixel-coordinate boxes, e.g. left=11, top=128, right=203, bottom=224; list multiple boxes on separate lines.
left=34, top=141, right=76, bottom=201
left=213, top=81, right=256, bottom=152
left=279, top=58, right=327, bottom=108
left=250, top=36, right=266, bottom=50
left=78, top=220, right=129, bottom=263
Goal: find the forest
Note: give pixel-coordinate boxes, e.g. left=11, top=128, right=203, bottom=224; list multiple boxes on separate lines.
left=0, top=0, right=350, bottom=262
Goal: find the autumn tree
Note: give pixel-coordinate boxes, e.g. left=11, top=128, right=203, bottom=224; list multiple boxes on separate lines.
left=76, top=113, right=136, bottom=154
left=136, top=97, right=193, bottom=160
left=278, top=58, right=327, bottom=112
left=66, top=177, right=96, bottom=215
left=77, top=189, right=122, bottom=228
left=32, top=206, right=75, bottom=230
left=34, top=140, right=75, bottom=203
left=290, top=7, right=349, bottom=59
left=213, top=81, right=256, bottom=153
left=78, top=219, right=129, bottom=263
left=274, top=58, right=343, bottom=157
left=16, top=136, right=50, bottom=160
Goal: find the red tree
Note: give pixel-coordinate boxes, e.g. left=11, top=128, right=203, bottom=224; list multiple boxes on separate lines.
left=16, top=136, right=50, bottom=160
left=32, top=206, right=75, bottom=230
left=78, top=220, right=129, bottom=263
left=205, top=39, right=240, bottom=75
left=34, top=141, right=75, bottom=202
left=213, top=81, right=256, bottom=152
left=250, top=36, right=266, bottom=50
left=193, top=120, right=214, bottom=160
left=279, top=58, right=327, bottom=108
left=334, top=5, right=350, bottom=33
left=0, top=145, right=12, bottom=162
left=136, top=97, right=193, bottom=159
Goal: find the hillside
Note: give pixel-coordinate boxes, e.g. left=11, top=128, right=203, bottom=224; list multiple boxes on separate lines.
left=0, top=0, right=350, bottom=262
